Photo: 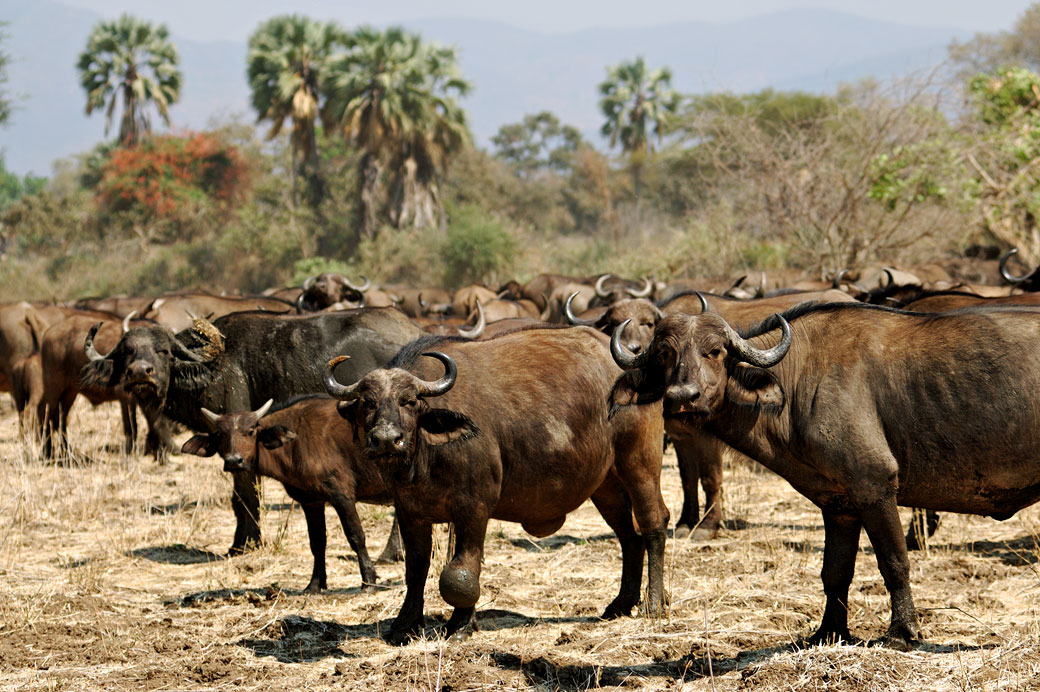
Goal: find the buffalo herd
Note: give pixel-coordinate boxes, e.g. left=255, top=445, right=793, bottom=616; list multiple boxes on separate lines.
left=5, top=251, right=1040, bottom=651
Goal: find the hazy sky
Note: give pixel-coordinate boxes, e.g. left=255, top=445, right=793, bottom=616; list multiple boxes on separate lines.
left=56, top=0, right=1035, bottom=41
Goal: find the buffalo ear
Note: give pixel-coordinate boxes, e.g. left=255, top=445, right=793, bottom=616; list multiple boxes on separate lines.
left=79, top=359, right=116, bottom=390
left=258, top=425, right=297, bottom=450
left=336, top=401, right=362, bottom=443
left=181, top=434, right=218, bottom=457
left=726, top=363, right=784, bottom=409
left=418, top=408, right=479, bottom=445
left=608, top=371, right=665, bottom=419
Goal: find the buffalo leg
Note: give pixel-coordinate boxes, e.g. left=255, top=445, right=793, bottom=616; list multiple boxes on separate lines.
left=228, top=471, right=262, bottom=555
left=591, top=473, right=645, bottom=619
left=439, top=508, right=489, bottom=640
left=301, top=502, right=328, bottom=593
left=386, top=511, right=433, bottom=645
left=376, top=513, right=405, bottom=564
left=119, top=400, right=138, bottom=455
left=609, top=433, right=670, bottom=616
left=904, top=509, right=941, bottom=551
left=809, top=511, right=861, bottom=645
left=861, top=498, right=919, bottom=650
left=673, top=435, right=723, bottom=540
left=329, top=493, right=378, bottom=589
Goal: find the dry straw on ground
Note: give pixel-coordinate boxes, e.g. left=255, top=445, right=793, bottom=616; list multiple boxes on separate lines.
left=2, top=401, right=1040, bottom=691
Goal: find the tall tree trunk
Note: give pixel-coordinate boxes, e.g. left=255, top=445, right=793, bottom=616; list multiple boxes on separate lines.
left=356, top=152, right=383, bottom=245
left=392, top=156, right=441, bottom=230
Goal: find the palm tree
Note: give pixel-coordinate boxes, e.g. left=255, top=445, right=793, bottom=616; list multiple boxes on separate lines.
left=246, top=15, right=345, bottom=206
left=322, top=26, right=472, bottom=239
left=598, top=56, right=680, bottom=214
left=77, top=15, right=181, bottom=147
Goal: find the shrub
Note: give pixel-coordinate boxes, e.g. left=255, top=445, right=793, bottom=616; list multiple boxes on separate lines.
left=440, top=204, right=516, bottom=287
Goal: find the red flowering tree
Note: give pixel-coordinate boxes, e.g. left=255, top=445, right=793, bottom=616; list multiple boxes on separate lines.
left=96, top=132, right=249, bottom=240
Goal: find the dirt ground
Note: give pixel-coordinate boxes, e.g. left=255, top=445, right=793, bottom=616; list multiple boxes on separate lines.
left=2, top=401, right=1040, bottom=691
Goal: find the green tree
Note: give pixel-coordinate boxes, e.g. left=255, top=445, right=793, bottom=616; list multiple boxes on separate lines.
left=492, top=111, right=584, bottom=176
left=961, top=66, right=1040, bottom=262
left=598, top=56, right=680, bottom=215
left=77, top=14, right=181, bottom=146
left=322, top=26, right=472, bottom=241
left=247, top=15, right=345, bottom=207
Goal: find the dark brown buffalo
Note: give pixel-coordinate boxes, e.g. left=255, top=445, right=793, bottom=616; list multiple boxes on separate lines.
left=323, top=328, right=669, bottom=644
left=0, top=302, right=99, bottom=415
left=81, top=308, right=426, bottom=555
left=297, top=273, right=370, bottom=312
left=37, top=312, right=170, bottom=459
left=609, top=302, right=1040, bottom=649
left=569, top=289, right=854, bottom=539
left=896, top=289, right=1040, bottom=550
left=181, top=396, right=402, bottom=591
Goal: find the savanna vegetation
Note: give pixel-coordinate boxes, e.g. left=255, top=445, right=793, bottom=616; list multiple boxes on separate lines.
left=3, top=8, right=1040, bottom=300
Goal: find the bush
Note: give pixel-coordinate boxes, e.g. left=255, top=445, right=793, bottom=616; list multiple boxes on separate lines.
left=440, top=204, right=516, bottom=287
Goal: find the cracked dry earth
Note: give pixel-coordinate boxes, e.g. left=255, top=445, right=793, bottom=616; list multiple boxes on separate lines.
left=2, top=402, right=1040, bottom=691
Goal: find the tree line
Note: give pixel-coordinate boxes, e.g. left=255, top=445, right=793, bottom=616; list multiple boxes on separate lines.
left=3, top=7, right=1040, bottom=299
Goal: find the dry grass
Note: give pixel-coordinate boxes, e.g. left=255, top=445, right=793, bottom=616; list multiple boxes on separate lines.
left=3, top=401, right=1040, bottom=690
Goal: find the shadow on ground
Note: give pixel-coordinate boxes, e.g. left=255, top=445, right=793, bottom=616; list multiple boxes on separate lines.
left=130, top=544, right=225, bottom=564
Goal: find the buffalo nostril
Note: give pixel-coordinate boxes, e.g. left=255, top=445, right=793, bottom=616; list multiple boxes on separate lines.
left=627, top=343, right=641, bottom=354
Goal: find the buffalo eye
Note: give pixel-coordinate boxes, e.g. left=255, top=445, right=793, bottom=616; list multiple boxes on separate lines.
left=402, top=398, right=418, bottom=408
left=707, top=348, right=723, bottom=359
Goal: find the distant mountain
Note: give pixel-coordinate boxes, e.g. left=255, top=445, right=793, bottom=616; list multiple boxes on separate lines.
left=0, top=1, right=970, bottom=176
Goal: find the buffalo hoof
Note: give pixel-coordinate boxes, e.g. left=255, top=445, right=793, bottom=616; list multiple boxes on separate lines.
left=226, top=540, right=260, bottom=558
left=384, top=617, right=424, bottom=646
left=873, top=624, right=918, bottom=652
left=303, top=580, right=325, bottom=594
left=443, top=607, right=477, bottom=641
left=601, top=597, right=638, bottom=620
left=674, top=523, right=719, bottom=540
left=806, top=627, right=858, bottom=647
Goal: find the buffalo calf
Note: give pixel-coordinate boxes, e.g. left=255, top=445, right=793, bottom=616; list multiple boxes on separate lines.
left=181, top=395, right=402, bottom=592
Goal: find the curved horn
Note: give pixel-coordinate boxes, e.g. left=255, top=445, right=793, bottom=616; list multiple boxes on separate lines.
left=999, top=248, right=1028, bottom=285
left=84, top=322, right=107, bottom=362
left=341, top=274, right=371, bottom=292
left=564, top=291, right=597, bottom=326
left=302, top=275, right=316, bottom=291
left=882, top=268, right=894, bottom=288
left=610, top=320, right=650, bottom=370
left=323, top=355, right=360, bottom=401
left=457, top=301, right=485, bottom=339
left=626, top=277, right=653, bottom=298
left=200, top=407, right=221, bottom=430
left=693, top=290, right=710, bottom=313
left=295, top=292, right=308, bottom=314
left=594, top=274, right=613, bottom=298
left=724, top=315, right=792, bottom=368
left=832, top=268, right=850, bottom=288
left=414, top=352, right=457, bottom=398
left=253, top=399, right=274, bottom=419
left=121, top=310, right=138, bottom=334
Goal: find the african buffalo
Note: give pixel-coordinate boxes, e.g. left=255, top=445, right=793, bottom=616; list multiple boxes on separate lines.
left=81, top=308, right=425, bottom=555
left=566, top=289, right=854, bottom=540
left=323, top=327, right=669, bottom=644
left=609, top=302, right=1040, bottom=649
left=181, top=396, right=402, bottom=591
